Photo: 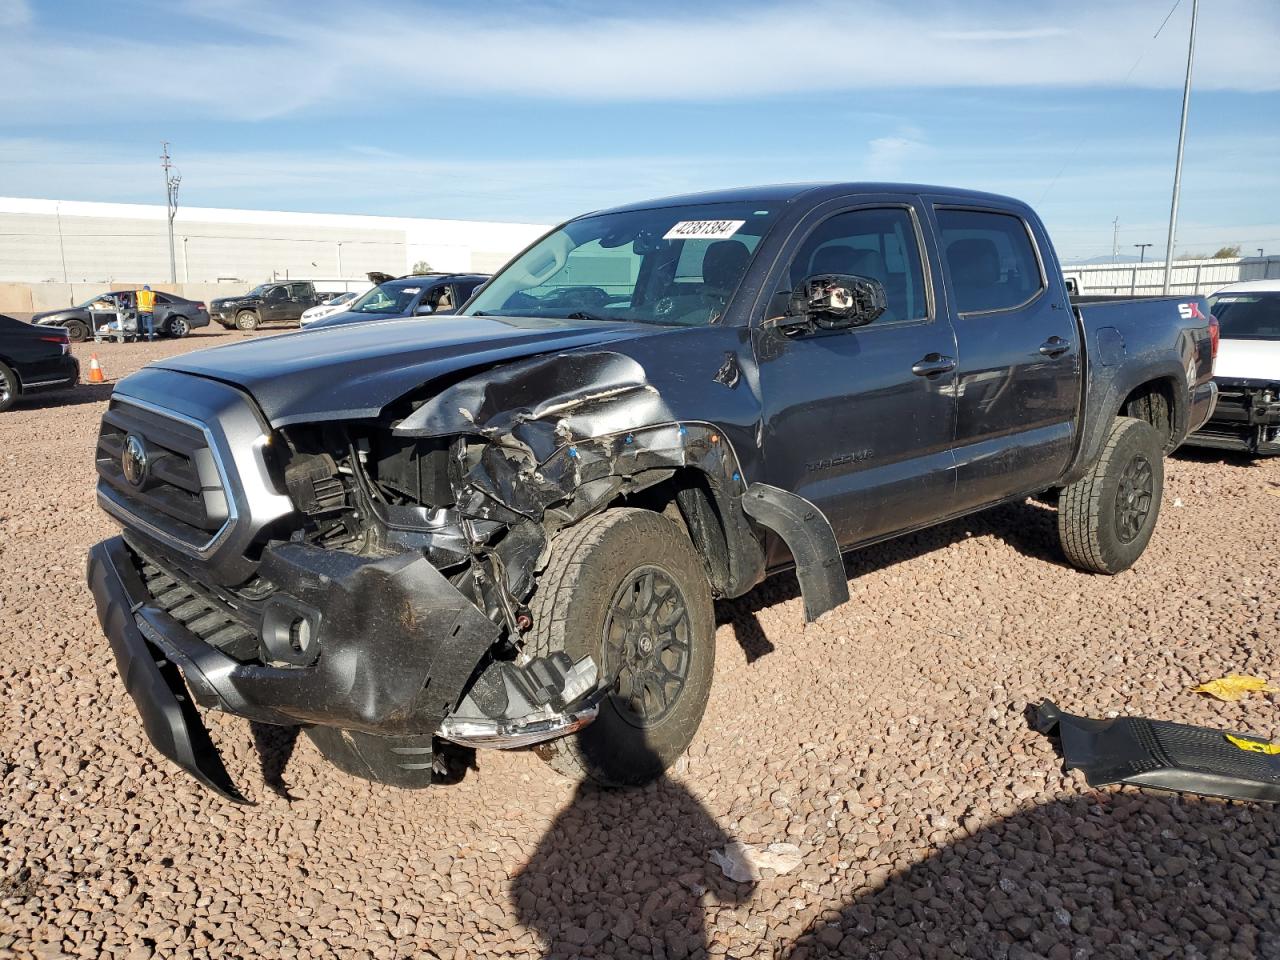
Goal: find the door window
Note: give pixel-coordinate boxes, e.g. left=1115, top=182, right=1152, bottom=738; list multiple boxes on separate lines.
left=780, top=208, right=927, bottom=323
left=936, top=209, right=1045, bottom=314
left=289, top=283, right=311, bottom=299
left=266, top=286, right=288, bottom=303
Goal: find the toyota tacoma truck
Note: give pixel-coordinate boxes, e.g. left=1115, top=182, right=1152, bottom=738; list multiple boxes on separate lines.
left=86, top=183, right=1218, bottom=801
left=211, top=281, right=321, bottom=331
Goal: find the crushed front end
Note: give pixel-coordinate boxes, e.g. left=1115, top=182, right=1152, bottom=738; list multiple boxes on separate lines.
left=87, top=367, right=609, bottom=800
left=1187, top=378, right=1280, bottom=456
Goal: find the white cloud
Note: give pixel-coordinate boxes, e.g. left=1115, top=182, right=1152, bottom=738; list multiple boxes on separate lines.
left=0, top=0, right=29, bottom=27
left=865, top=135, right=930, bottom=179
left=0, top=0, right=1277, bottom=123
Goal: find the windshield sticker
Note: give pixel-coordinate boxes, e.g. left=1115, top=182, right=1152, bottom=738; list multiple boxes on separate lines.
left=663, top=220, right=746, bottom=241
left=401, top=287, right=421, bottom=295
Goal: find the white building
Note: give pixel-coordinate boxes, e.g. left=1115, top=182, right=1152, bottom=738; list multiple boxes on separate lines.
left=0, top=196, right=549, bottom=287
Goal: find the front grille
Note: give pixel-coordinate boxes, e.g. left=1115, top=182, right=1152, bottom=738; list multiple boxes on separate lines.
left=136, top=555, right=259, bottom=662
left=96, top=398, right=232, bottom=553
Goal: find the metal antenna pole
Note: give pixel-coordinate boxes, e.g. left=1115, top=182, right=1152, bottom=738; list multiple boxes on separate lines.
left=1162, top=0, right=1198, bottom=295
left=161, top=142, right=181, bottom=283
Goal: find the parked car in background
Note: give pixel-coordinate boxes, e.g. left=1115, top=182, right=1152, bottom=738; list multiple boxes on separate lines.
left=0, top=314, right=78, bottom=412
left=85, top=182, right=1217, bottom=800
left=1185, top=279, right=1280, bottom=456
left=304, top=274, right=488, bottom=331
left=32, top=291, right=210, bottom=341
left=211, top=281, right=322, bottom=331
left=299, top=290, right=364, bottom=327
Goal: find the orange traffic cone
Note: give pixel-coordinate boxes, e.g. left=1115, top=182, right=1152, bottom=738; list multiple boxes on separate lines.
left=87, top=354, right=106, bottom=384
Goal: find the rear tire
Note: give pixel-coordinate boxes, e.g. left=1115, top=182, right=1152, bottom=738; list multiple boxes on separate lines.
left=0, top=361, right=17, bottom=412
left=1058, top=417, right=1164, bottom=574
left=235, top=310, right=259, bottom=332
left=166, top=315, right=191, bottom=338
left=529, top=508, right=715, bottom=787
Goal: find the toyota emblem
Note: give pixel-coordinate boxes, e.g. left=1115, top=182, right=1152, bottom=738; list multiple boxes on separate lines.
left=122, top=434, right=149, bottom=488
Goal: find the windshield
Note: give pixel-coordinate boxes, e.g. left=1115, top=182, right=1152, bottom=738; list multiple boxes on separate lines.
left=348, top=282, right=424, bottom=315
left=1209, top=292, right=1280, bottom=340
left=245, top=283, right=271, bottom=297
left=462, top=203, right=779, bottom=326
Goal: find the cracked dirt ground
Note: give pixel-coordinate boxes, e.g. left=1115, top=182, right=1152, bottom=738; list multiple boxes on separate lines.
left=2, top=330, right=1278, bottom=959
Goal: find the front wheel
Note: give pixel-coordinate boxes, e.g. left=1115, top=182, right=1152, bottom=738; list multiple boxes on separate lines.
left=0, top=361, right=17, bottom=412
left=65, top=320, right=90, bottom=342
left=1058, top=417, right=1164, bottom=574
left=235, top=310, right=259, bottom=332
left=530, top=508, right=715, bottom=787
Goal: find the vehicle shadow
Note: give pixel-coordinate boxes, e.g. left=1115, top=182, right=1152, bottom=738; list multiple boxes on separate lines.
left=1171, top=445, right=1260, bottom=468
left=778, top=790, right=1280, bottom=959
left=17, top=382, right=116, bottom=410
left=717, top=497, right=1062, bottom=659
left=512, top=741, right=753, bottom=959
left=248, top=722, right=300, bottom=800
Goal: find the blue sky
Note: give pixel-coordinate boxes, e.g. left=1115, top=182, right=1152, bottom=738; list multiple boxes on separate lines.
left=3, top=0, right=1278, bottom=260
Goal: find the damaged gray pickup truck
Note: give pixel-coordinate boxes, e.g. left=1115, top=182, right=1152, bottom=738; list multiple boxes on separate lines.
left=87, top=183, right=1218, bottom=801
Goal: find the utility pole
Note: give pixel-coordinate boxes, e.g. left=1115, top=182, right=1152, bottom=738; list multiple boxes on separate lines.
left=1135, top=243, right=1152, bottom=262
left=161, top=142, right=181, bottom=284
left=1112, top=218, right=1120, bottom=263
left=1162, top=0, right=1198, bottom=294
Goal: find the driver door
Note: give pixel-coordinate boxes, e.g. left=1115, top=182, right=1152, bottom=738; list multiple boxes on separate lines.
left=753, top=201, right=959, bottom=555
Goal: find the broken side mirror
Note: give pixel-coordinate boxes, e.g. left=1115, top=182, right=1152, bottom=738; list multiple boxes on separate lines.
left=786, top=274, right=887, bottom=330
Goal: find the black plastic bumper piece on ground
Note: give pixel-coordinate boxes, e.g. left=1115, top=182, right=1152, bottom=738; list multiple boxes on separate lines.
left=87, top=539, right=248, bottom=803
left=740, top=483, right=849, bottom=622
left=1034, top=700, right=1280, bottom=803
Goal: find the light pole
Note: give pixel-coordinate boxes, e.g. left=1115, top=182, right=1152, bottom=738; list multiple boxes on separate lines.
left=1162, top=0, right=1198, bottom=294
left=182, top=236, right=190, bottom=282
left=336, top=241, right=344, bottom=280
left=161, top=142, right=182, bottom=284
left=1135, top=243, right=1152, bottom=263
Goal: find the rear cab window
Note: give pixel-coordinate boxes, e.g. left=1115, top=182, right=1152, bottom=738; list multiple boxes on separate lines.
left=936, top=208, right=1045, bottom=314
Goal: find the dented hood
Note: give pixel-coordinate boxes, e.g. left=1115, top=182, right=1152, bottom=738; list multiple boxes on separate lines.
left=153, top=315, right=654, bottom=426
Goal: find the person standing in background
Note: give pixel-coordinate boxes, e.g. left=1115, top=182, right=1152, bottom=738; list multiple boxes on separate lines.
left=137, top=285, right=157, bottom=341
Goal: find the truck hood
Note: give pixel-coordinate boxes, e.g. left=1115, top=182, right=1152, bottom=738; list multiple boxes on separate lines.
left=152, top=314, right=655, bottom=426
left=1215, top=338, right=1280, bottom=382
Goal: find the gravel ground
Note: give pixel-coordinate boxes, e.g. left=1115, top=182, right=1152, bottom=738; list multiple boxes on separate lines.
left=2, top=329, right=1278, bottom=959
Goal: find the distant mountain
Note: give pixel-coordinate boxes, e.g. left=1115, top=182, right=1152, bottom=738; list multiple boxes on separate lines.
left=1061, top=255, right=1145, bottom=265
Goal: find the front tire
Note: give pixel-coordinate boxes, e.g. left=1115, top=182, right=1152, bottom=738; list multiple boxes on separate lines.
left=530, top=508, right=715, bottom=787
left=235, top=310, right=259, bottom=332
left=65, top=320, right=89, bottom=342
left=1058, top=417, right=1164, bottom=574
left=0, top=361, right=17, bottom=412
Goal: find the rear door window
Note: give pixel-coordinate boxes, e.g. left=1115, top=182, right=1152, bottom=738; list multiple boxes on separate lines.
left=936, top=209, right=1045, bottom=314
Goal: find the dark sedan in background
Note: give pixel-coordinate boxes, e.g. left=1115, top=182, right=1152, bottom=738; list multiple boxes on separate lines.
left=32, top=291, right=210, bottom=341
left=0, top=314, right=79, bottom=412
left=304, top=273, right=488, bottom=331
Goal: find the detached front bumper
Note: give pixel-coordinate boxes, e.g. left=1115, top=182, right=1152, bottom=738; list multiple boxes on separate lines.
left=87, top=536, right=505, bottom=799
left=88, top=536, right=603, bottom=799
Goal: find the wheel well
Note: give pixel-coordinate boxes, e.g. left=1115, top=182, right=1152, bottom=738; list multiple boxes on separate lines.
left=1122, top=379, right=1177, bottom=450
left=607, top=468, right=734, bottom=595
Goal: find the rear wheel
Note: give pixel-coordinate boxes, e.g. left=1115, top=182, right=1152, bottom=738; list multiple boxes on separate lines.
left=166, top=315, right=191, bottom=338
left=235, top=310, right=259, bottom=332
left=0, top=362, right=18, bottom=412
left=65, top=320, right=89, bottom=342
left=530, top=508, right=715, bottom=786
left=1058, top=417, right=1164, bottom=574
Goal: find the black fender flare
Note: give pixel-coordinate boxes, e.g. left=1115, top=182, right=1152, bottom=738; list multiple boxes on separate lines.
left=740, top=483, right=848, bottom=621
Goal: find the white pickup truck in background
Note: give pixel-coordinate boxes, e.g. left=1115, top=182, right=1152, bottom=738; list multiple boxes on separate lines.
left=1187, top=280, right=1280, bottom=456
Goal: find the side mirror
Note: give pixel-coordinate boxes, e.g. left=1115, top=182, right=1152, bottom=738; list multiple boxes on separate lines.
left=414, top=304, right=435, bottom=316
left=787, top=274, right=887, bottom=330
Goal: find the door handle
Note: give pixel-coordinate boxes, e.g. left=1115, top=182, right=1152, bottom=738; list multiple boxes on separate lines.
left=1039, top=336, right=1070, bottom=358
left=911, top=353, right=957, bottom=377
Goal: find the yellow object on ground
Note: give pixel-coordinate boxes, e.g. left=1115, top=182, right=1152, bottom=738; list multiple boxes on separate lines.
left=1192, top=675, right=1278, bottom=702
left=1225, top=734, right=1280, bottom=755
